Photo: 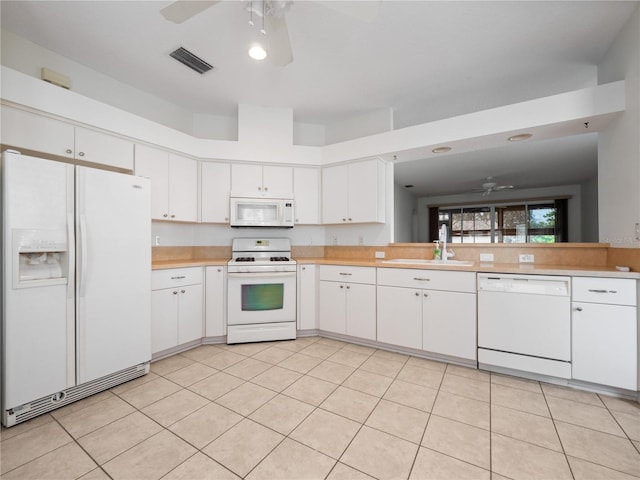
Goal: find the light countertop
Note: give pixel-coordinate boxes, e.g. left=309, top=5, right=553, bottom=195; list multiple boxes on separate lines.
left=153, top=257, right=639, bottom=279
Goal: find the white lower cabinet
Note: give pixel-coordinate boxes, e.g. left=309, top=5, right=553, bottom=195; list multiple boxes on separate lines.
left=318, top=266, right=376, bottom=340
left=205, top=266, right=226, bottom=337
left=298, top=264, right=318, bottom=330
left=377, top=268, right=477, bottom=360
left=151, top=268, right=203, bottom=354
left=572, top=277, right=638, bottom=390
left=377, top=285, right=422, bottom=349
left=423, top=290, right=477, bottom=360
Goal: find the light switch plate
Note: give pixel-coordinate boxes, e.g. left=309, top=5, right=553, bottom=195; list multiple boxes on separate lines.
left=479, top=253, right=494, bottom=262
left=375, top=251, right=385, bottom=259
left=519, top=254, right=535, bottom=263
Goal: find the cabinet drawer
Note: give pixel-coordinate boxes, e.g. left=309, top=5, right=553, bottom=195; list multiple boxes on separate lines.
left=572, top=277, right=636, bottom=306
left=319, top=265, right=376, bottom=284
left=152, top=267, right=203, bottom=290
left=377, top=268, right=476, bottom=293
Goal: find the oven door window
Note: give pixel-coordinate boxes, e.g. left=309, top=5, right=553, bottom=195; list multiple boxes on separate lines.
left=241, top=283, right=284, bottom=311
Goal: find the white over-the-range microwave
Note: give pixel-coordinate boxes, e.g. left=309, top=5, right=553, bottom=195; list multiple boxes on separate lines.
left=229, top=197, right=294, bottom=228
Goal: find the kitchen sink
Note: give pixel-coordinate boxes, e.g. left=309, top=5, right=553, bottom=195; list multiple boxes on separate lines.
left=382, top=258, right=474, bottom=266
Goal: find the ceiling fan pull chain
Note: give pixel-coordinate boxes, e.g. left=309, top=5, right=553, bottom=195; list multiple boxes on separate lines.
left=261, top=0, right=266, bottom=35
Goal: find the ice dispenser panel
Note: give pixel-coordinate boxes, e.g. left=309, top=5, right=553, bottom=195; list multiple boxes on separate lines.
left=13, top=229, right=68, bottom=288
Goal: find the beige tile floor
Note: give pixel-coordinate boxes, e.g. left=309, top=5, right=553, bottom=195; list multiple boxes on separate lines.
left=2, top=336, right=639, bottom=480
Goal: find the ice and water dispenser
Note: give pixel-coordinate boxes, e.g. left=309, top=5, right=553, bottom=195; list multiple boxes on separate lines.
left=13, top=229, right=68, bottom=288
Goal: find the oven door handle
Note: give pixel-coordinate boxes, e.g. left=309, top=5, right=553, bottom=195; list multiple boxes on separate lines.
left=228, top=272, right=297, bottom=279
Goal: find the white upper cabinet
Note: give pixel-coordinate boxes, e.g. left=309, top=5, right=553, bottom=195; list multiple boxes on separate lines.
left=200, top=162, right=231, bottom=223
left=293, top=167, right=321, bottom=224
left=322, top=158, right=385, bottom=224
left=1, top=106, right=134, bottom=170
left=135, top=144, right=197, bottom=222
left=231, top=163, right=293, bottom=198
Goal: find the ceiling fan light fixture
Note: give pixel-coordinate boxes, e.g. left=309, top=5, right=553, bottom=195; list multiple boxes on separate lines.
left=508, top=133, right=533, bottom=142
left=432, top=146, right=452, bottom=154
left=248, top=44, right=267, bottom=60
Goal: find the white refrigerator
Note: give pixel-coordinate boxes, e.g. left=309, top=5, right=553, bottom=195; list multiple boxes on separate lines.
left=1, top=150, right=151, bottom=426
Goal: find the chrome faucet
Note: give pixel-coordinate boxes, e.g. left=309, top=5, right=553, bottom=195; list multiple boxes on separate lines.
left=439, top=224, right=455, bottom=261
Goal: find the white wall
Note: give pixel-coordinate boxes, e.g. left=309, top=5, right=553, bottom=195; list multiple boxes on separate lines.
left=415, top=184, right=584, bottom=243
left=394, top=184, right=417, bottom=243
left=0, top=28, right=196, bottom=136
left=325, top=108, right=393, bottom=145
left=597, top=5, right=640, bottom=247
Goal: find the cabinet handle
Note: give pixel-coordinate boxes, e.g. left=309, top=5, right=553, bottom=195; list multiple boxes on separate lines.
left=340, top=285, right=344, bottom=289
left=170, top=214, right=175, bottom=219
left=414, top=292, right=419, bottom=296
left=414, top=277, right=430, bottom=281
left=346, top=285, right=350, bottom=289
left=258, top=186, right=262, bottom=191
left=424, top=293, right=428, bottom=297
left=171, top=275, right=186, bottom=280
left=225, top=217, right=229, bottom=221
left=339, top=272, right=352, bottom=276
left=575, top=306, right=583, bottom=311
left=181, top=289, right=186, bottom=293
left=587, top=289, right=608, bottom=293
left=348, top=218, right=352, bottom=221
left=342, top=218, right=347, bottom=222
left=163, top=213, right=168, bottom=218
left=78, top=151, right=85, bottom=157
left=302, top=267, right=306, bottom=270
left=217, top=268, right=222, bottom=272
left=66, top=149, right=72, bottom=154
left=264, top=187, right=268, bottom=191
left=173, top=291, right=178, bottom=295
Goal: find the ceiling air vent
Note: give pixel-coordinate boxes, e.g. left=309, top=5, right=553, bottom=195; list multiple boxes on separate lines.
left=169, top=47, right=214, bottom=74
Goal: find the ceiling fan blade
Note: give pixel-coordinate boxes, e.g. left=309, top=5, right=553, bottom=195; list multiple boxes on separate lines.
left=160, top=0, right=220, bottom=24
left=265, top=14, right=293, bottom=66
left=321, top=0, right=381, bottom=22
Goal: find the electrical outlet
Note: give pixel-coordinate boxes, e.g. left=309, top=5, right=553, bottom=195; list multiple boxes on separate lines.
left=519, top=254, right=535, bottom=263
left=331, top=235, right=338, bottom=245
left=358, top=235, right=364, bottom=245
left=375, top=251, right=385, bottom=259
left=155, top=235, right=161, bottom=246
left=479, top=253, right=494, bottom=262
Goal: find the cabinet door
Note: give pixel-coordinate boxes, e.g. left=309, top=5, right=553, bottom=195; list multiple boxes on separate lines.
left=178, top=284, right=203, bottom=345
left=348, top=159, right=384, bottom=223
left=168, top=154, right=198, bottom=222
left=298, top=265, right=318, bottom=330
left=319, top=281, right=346, bottom=334
left=346, top=283, right=376, bottom=340
left=572, top=302, right=637, bottom=390
left=74, top=127, right=134, bottom=170
left=151, top=288, right=178, bottom=354
left=1, top=106, right=74, bottom=159
left=293, top=167, right=320, bottom=224
left=135, top=144, right=170, bottom=220
left=322, top=164, right=348, bottom=224
left=377, top=286, right=422, bottom=349
left=205, top=266, right=226, bottom=337
left=201, top=162, right=231, bottom=223
left=231, top=163, right=263, bottom=196
left=423, top=290, right=477, bottom=360
left=263, top=165, right=293, bottom=197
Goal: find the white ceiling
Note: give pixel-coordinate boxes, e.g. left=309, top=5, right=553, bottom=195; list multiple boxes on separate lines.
left=1, top=0, right=637, bottom=196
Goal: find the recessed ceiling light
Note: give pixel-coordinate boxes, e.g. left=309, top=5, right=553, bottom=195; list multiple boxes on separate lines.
left=508, top=133, right=533, bottom=142
left=432, top=146, right=452, bottom=154
left=248, top=45, right=267, bottom=60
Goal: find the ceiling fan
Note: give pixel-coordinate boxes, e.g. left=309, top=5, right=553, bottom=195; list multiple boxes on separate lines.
left=472, top=177, right=515, bottom=196
left=160, top=0, right=381, bottom=67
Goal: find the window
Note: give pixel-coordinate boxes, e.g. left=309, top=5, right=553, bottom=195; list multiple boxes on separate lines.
left=434, top=200, right=566, bottom=243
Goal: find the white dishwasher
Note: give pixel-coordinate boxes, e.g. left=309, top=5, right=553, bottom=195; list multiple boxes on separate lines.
left=477, top=273, right=572, bottom=379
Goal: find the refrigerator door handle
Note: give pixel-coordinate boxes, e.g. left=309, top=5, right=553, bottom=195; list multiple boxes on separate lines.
left=67, top=213, right=75, bottom=299
left=78, top=214, right=88, bottom=298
